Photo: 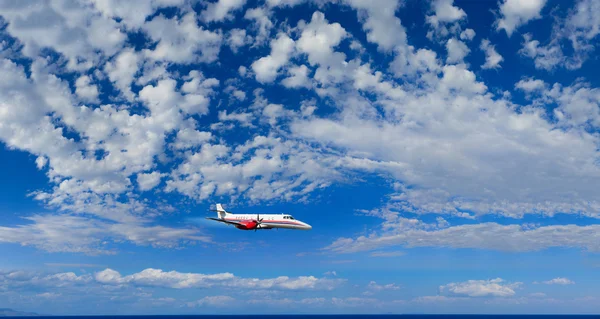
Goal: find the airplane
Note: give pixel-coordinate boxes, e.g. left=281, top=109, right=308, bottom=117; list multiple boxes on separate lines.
left=206, top=204, right=312, bottom=231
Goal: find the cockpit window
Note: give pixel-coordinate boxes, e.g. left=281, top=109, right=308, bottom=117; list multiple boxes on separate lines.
left=289, top=216, right=294, bottom=220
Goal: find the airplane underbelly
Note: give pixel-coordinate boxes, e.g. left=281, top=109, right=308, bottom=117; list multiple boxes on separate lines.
left=263, top=222, right=297, bottom=229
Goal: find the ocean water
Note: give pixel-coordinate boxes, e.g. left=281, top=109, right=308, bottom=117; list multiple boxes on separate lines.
left=4, top=316, right=599, bottom=319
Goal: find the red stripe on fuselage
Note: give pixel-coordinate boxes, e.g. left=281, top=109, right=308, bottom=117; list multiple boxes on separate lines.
left=225, top=218, right=303, bottom=226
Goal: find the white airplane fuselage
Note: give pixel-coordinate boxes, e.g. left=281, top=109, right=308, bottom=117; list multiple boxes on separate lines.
left=207, top=204, right=312, bottom=231
left=224, top=213, right=312, bottom=230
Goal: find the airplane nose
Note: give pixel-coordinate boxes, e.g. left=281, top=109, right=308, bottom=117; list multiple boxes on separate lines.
left=304, top=223, right=312, bottom=230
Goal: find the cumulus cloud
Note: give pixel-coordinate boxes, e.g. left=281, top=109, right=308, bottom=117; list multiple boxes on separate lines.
left=0, top=267, right=347, bottom=311
left=367, top=281, right=400, bottom=291
left=542, top=278, right=575, bottom=285
left=480, top=39, right=503, bottom=69
left=519, top=33, right=565, bottom=71
left=0, top=0, right=127, bottom=70
left=296, top=11, right=348, bottom=66
left=282, top=65, right=311, bottom=88
left=94, top=268, right=344, bottom=291
left=290, top=23, right=600, bottom=220
left=201, top=0, right=247, bottom=22
left=440, top=278, right=522, bottom=297
left=460, top=28, right=476, bottom=41
left=445, top=38, right=470, bottom=63
left=515, top=78, right=547, bottom=93
left=324, top=212, right=600, bottom=254
left=142, top=12, right=222, bottom=63
left=136, top=171, right=164, bottom=191
left=251, top=32, right=295, bottom=83
left=227, top=28, right=252, bottom=52
left=74, top=75, right=100, bottom=103
left=104, top=48, right=140, bottom=101
left=1, top=0, right=600, bottom=261
left=428, top=0, right=466, bottom=25
left=188, top=295, right=236, bottom=307
left=165, top=135, right=340, bottom=202
left=244, top=6, right=274, bottom=45
left=424, top=0, right=467, bottom=41
left=496, top=0, right=547, bottom=36
left=344, top=0, right=406, bottom=52
left=517, top=1, right=600, bottom=70
left=0, top=215, right=210, bottom=254
left=87, top=0, right=186, bottom=29
left=562, top=0, right=600, bottom=53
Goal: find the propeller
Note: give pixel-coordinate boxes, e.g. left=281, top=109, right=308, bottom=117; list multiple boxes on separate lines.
left=253, top=213, right=264, bottom=232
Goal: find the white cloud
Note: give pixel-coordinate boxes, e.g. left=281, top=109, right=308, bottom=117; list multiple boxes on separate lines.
left=519, top=33, right=565, bottom=71
left=1, top=0, right=600, bottom=264
left=367, top=281, right=400, bottom=291
left=517, top=0, right=600, bottom=71
left=545, top=82, right=600, bottom=129
left=440, top=64, right=486, bottom=93
left=87, top=0, right=186, bottom=29
left=217, top=110, right=255, bottom=127
left=95, top=268, right=234, bottom=288
left=515, top=78, right=547, bottom=93
left=136, top=171, right=164, bottom=191
left=266, top=0, right=306, bottom=7
left=95, top=268, right=343, bottom=290
left=563, top=0, right=600, bottom=51
left=427, top=0, right=466, bottom=26
left=173, top=127, right=213, bottom=150
left=370, top=251, right=405, bottom=257
left=290, top=51, right=600, bottom=218
left=0, top=215, right=210, bottom=255
left=282, top=65, right=311, bottom=88
left=496, top=0, right=547, bottom=36
left=104, top=48, right=140, bottom=101
left=445, top=38, right=470, bottom=63
left=224, top=84, right=247, bottom=102
left=165, top=136, right=339, bottom=202
left=344, top=0, right=406, bottom=52
left=480, top=39, right=503, bottom=69
left=440, top=278, right=522, bottom=297
left=0, top=0, right=126, bottom=71
left=74, top=75, right=99, bottom=103
left=239, top=65, right=248, bottom=76
left=0, top=267, right=347, bottom=311
left=188, top=295, right=235, bottom=307
left=35, top=156, right=48, bottom=170
left=142, top=12, right=222, bottom=63
left=297, top=11, right=348, bottom=66
left=460, top=28, right=476, bottom=41
left=201, top=0, right=247, bottom=22
left=425, top=0, right=467, bottom=41
left=227, top=28, right=251, bottom=53
left=36, top=292, right=61, bottom=299
left=251, top=32, right=295, bottom=83
left=324, top=216, right=600, bottom=254
left=543, top=277, right=575, bottom=285
left=244, top=7, right=274, bottom=45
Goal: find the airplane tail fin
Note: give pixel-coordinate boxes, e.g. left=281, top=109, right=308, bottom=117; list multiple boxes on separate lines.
left=215, top=203, right=228, bottom=219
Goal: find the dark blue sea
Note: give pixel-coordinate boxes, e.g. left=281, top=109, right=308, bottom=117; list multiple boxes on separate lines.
left=4, top=316, right=599, bottom=318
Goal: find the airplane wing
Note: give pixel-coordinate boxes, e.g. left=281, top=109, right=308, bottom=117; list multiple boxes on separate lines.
left=205, top=217, right=244, bottom=226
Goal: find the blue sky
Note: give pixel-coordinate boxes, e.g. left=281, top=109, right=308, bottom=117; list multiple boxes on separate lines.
left=1, top=0, right=600, bottom=315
